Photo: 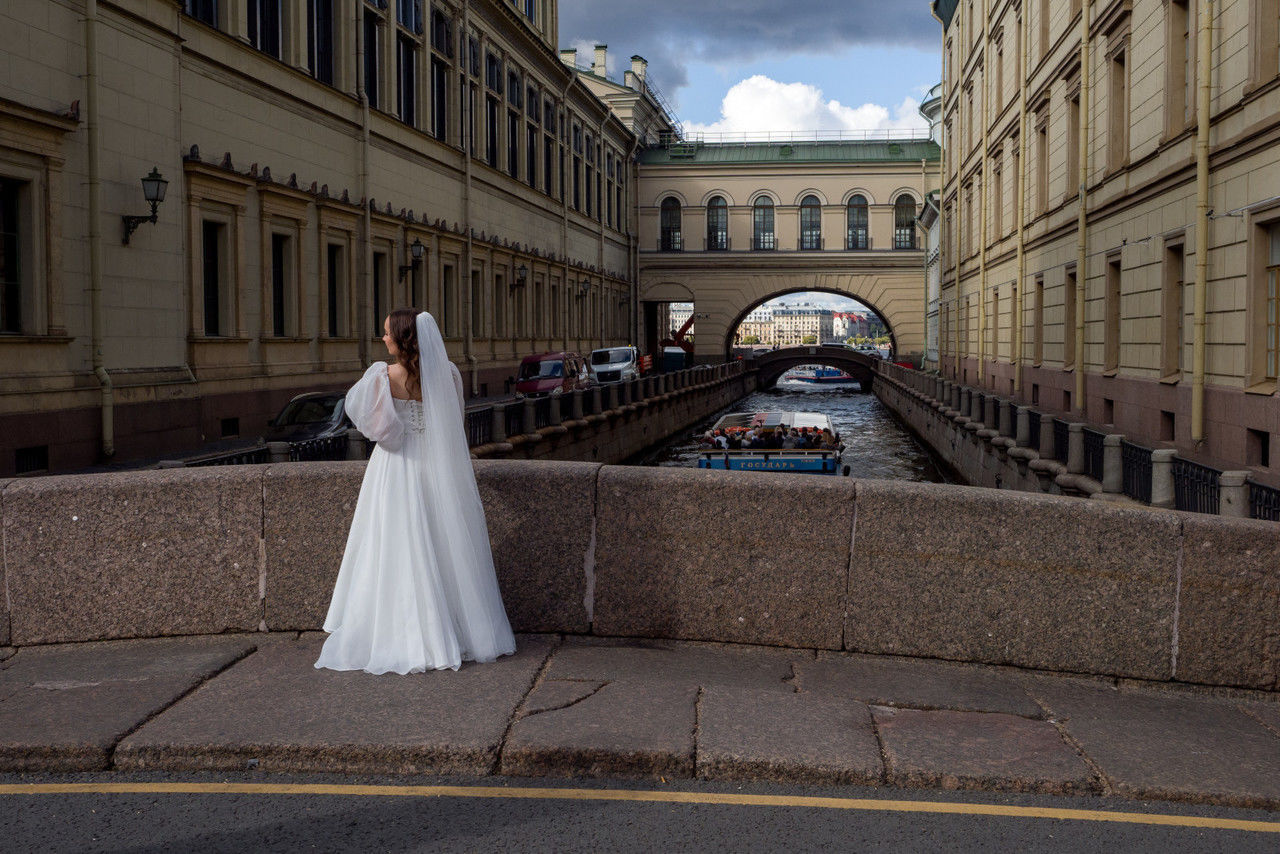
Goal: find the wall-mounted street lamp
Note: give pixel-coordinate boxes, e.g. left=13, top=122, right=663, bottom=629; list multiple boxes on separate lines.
left=121, top=167, right=168, bottom=245
left=510, top=264, right=528, bottom=290
left=398, top=237, right=425, bottom=281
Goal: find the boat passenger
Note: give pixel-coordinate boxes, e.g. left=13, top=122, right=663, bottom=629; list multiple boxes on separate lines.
left=781, top=430, right=798, bottom=450
left=727, top=432, right=743, bottom=450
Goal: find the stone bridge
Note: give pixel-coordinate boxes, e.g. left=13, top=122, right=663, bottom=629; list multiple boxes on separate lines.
left=1, top=461, right=1276, bottom=691
left=749, top=345, right=881, bottom=389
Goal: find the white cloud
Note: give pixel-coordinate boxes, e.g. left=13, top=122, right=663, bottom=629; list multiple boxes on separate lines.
left=682, top=76, right=928, bottom=137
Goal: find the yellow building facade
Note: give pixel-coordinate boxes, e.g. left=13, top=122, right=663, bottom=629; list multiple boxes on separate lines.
left=1, top=0, right=639, bottom=475
left=935, top=0, right=1279, bottom=478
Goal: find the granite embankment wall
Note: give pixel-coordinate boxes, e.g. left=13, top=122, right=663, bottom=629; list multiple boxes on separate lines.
left=2, top=462, right=1278, bottom=691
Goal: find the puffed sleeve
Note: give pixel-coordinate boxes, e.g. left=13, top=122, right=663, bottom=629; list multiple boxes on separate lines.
left=345, top=362, right=404, bottom=452
left=449, top=362, right=465, bottom=421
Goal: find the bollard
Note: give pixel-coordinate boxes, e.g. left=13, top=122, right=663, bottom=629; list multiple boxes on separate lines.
left=951, top=383, right=962, bottom=411
left=1066, top=423, right=1085, bottom=474
left=590, top=386, right=603, bottom=415
left=523, top=397, right=537, bottom=433
left=1014, top=406, right=1030, bottom=446
left=571, top=389, right=584, bottom=421
left=345, top=428, right=367, bottom=461
left=1150, top=449, right=1177, bottom=508
left=1102, top=434, right=1124, bottom=494
left=1219, top=471, right=1252, bottom=518
left=984, top=396, right=997, bottom=430
left=999, top=399, right=1015, bottom=437
left=1039, top=414, right=1056, bottom=460
left=549, top=393, right=562, bottom=425
left=491, top=403, right=507, bottom=442
left=960, top=388, right=971, bottom=418
left=607, top=384, right=619, bottom=411
left=267, top=441, right=291, bottom=463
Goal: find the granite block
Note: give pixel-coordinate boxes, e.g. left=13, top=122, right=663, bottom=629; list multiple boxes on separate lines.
left=4, top=469, right=264, bottom=644
left=262, top=462, right=365, bottom=630
left=0, top=635, right=256, bottom=772
left=799, top=652, right=1044, bottom=718
left=0, top=479, right=9, bottom=646
left=1175, top=515, right=1280, bottom=689
left=116, top=633, right=555, bottom=776
left=547, top=636, right=798, bottom=691
left=502, top=678, right=698, bottom=778
left=474, top=460, right=599, bottom=633
left=848, top=480, right=1181, bottom=680
left=1029, top=678, right=1280, bottom=808
left=697, top=686, right=882, bottom=784
left=593, top=466, right=855, bottom=648
left=872, top=706, right=1098, bottom=794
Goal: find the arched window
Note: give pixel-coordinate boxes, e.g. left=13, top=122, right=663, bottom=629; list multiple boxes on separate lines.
left=706, top=196, right=728, bottom=250
left=752, top=197, right=775, bottom=250
left=894, top=195, right=918, bottom=249
left=800, top=195, right=822, bottom=250
left=660, top=197, right=682, bottom=251
left=846, top=195, right=869, bottom=250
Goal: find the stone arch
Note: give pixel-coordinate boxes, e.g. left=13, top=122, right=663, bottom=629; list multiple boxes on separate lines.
left=640, top=280, right=696, bottom=302
left=748, top=189, right=780, bottom=206
left=841, top=188, right=877, bottom=206
left=700, top=189, right=736, bottom=207
left=651, top=189, right=691, bottom=207
left=792, top=188, right=829, bottom=206
left=722, top=284, right=901, bottom=359
left=888, top=187, right=922, bottom=205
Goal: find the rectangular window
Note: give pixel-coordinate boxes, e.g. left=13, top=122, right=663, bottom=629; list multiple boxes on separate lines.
left=1108, top=50, right=1128, bottom=172
left=363, top=10, right=380, bottom=110
left=372, top=251, right=388, bottom=336
left=1268, top=226, right=1280, bottom=380
left=307, top=0, right=335, bottom=85
left=485, top=95, right=499, bottom=166
left=185, top=0, right=218, bottom=27
left=471, top=269, right=483, bottom=333
left=508, top=110, right=520, bottom=177
left=431, top=9, right=453, bottom=56
left=270, top=233, right=290, bottom=337
left=543, top=134, right=554, bottom=196
left=248, top=0, right=282, bottom=58
left=991, top=287, right=1000, bottom=359
left=1105, top=256, right=1121, bottom=372
left=1033, top=275, right=1045, bottom=365
left=493, top=274, right=506, bottom=337
left=201, top=220, right=227, bottom=336
left=326, top=243, right=344, bottom=337
left=1162, top=241, right=1185, bottom=377
left=1036, top=116, right=1049, bottom=211
left=992, top=162, right=1003, bottom=237
left=1166, top=0, right=1192, bottom=134
left=431, top=57, right=448, bottom=140
left=1064, top=265, right=1077, bottom=367
left=442, top=263, right=455, bottom=336
left=527, top=126, right=537, bottom=188
left=0, top=179, right=23, bottom=334
left=396, top=0, right=422, bottom=32
left=1066, top=95, right=1080, bottom=198
left=397, top=35, right=416, bottom=126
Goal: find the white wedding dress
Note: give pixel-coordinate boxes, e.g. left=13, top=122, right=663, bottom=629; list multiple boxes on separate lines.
left=315, top=312, right=516, bottom=675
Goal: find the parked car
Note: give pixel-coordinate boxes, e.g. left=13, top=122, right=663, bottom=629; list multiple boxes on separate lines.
left=262, top=391, right=351, bottom=443
left=514, top=351, right=592, bottom=398
left=589, top=346, right=642, bottom=384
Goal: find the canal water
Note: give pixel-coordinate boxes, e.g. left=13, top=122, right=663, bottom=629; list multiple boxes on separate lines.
left=631, top=376, right=951, bottom=483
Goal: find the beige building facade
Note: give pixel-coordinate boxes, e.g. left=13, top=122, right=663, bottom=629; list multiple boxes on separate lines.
left=1, top=0, right=644, bottom=475
left=935, top=0, right=1280, bottom=479
left=636, top=139, right=940, bottom=362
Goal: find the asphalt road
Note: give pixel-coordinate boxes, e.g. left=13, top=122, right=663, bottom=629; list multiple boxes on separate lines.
left=3, top=774, right=1280, bottom=853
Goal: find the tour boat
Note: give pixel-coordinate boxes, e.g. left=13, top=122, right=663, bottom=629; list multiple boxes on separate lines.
left=787, top=365, right=855, bottom=383
left=696, top=411, right=847, bottom=475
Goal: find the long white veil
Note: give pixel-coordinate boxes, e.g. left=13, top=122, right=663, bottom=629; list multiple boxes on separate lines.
left=412, top=311, right=514, bottom=661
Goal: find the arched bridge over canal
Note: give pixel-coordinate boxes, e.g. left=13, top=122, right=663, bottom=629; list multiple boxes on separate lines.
left=751, top=346, right=881, bottom=389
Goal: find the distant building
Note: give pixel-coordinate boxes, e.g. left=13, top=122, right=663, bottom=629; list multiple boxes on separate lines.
left=772, top=304, right=834, bottom=346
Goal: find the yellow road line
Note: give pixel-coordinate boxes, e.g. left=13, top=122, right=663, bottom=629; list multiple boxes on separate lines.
left=0, top=782, right=1277, bottom=833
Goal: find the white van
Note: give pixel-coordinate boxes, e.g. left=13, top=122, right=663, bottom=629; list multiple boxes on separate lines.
left=589, top=346, right=641, bottom=383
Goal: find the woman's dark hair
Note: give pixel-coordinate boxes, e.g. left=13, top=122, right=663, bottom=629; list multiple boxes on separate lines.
left=387, top=308, right=421, bottom=396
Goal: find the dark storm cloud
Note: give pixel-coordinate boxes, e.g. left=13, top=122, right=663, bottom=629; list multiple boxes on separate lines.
left=558, top=0, right=941, bottom=97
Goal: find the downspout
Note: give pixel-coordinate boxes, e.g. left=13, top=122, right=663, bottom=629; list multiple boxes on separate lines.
left=560, top=75, right=575, bottom=352
left=1191, top=0, right=1212, bottom=443
left=931, top=6, right=947, bottom=377
left=461, top=0, right=478, bottom=393
left=1013, top=0, right=1029, bottom=394
left=356, top=2, right=371, bottom=367
left=977, top=0, right=989, bottom=386
left=85, top=0, right=113, bottom=458
left=1074, top=2, right=1090, bottom=413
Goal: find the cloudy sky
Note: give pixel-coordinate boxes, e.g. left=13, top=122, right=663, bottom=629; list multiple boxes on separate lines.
left=558, top=1, right=942, bottom=136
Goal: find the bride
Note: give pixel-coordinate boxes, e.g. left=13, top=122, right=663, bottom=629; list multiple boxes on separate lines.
left=315, top=308, right=516, bottom=675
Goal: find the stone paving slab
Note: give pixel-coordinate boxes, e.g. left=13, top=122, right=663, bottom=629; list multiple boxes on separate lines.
left=1028, top=678, right=1280, bottom=808
left=0, top=636, right=257, bottom=772
left=547, top=636, right=799, bottom=691
left=800, top=652, right=1044, bottom=718
left=0, top=648, right=15, bottom=665
left=115, top=634, right=555, bottom=776
left=872, top=706, right=1098, bottom=795
left=696, top=686, right=882, bottom=785
left=1242, top=702, right=1280, bottom=738
left=502, top=679, right=698, bottom=779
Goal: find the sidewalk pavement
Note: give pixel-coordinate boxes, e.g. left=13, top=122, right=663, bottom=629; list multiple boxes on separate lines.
left=3, top=633, right=1280, bottom=810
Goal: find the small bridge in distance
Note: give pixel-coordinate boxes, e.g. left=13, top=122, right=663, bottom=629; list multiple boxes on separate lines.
left=750, top=346, right=880, bottom=390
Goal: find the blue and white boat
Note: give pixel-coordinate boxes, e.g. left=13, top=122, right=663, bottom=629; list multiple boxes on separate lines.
left=696, top=411, right=846, bottom=475
left=787, top=365, right=855, bottom=383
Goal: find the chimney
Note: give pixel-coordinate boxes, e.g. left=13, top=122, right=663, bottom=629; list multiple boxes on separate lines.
left=630, top=55, right=648, bottom=83
left=559, top=48, right=577, bottom=67
left=592, top=44, right=608, bottom=76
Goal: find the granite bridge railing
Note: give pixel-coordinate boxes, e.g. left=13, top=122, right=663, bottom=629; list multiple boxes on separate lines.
left=1, top=461, right=1277, bottom=692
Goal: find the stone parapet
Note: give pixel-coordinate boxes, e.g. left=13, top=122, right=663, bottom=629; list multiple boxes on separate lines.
left=2, top=462, right=1278, bottom=690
